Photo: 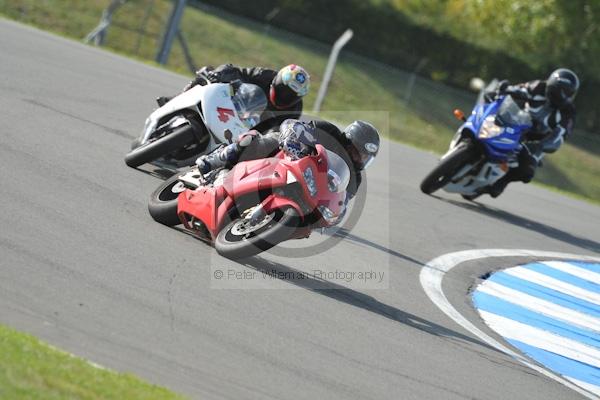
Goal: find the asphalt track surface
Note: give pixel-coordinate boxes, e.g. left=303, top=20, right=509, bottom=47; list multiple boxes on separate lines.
left=1, top=19, right=599, bottom=400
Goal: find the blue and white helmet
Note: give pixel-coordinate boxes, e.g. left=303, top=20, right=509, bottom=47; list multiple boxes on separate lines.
left=279, top=119, right=318, bottom=160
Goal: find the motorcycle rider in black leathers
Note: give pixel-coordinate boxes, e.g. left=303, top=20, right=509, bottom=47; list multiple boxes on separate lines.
left=159, top=63, right=310, bottom=128
left=483, top=68, right=579, bottom=197
left=195, top=119, right=380, bottom=200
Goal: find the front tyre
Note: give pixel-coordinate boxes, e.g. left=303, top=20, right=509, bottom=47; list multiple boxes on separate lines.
left=461, top=193, right=482, bottom=202
left=420, top=141, right=476, bottom=195
left=124, top=124, right=196, bottom=168
left=215, top=206, right=300, bottom=259
left=148, top=169, right=191, bottom=226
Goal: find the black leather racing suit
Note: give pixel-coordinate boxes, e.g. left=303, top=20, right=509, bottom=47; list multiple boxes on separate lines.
left=185, top=64, right=302, bottom=127
left=217, top=120, right=362, bottom=199
left=486, top=80, right=576, bottom=192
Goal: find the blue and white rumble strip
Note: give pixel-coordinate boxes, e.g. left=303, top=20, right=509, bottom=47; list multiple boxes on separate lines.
left=473, top=261, right=600, bottom=396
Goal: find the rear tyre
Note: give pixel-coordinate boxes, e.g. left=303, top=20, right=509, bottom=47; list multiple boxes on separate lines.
left=125, top=124, right=196, bottom=168
left=215, top=206, right=300, bottom=259
left=148, top=170, right=191, bottom=226
left=420, top=141, right=476, bottom=195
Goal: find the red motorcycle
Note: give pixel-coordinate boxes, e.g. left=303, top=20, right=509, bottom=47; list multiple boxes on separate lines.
left=148, top=144, right=350, bottom=259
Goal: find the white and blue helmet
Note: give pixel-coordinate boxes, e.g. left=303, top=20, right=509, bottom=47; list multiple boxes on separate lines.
left=279, top=119, right=317, bottom=160
left=270, top=65, right=310, bottom=108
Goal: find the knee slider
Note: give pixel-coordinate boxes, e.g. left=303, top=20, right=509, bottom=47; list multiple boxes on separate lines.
left=238, top=130, right=259, bottom=147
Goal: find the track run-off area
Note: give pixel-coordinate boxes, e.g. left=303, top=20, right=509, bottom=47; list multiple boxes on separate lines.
left=1, top=19, right=599, bottom=400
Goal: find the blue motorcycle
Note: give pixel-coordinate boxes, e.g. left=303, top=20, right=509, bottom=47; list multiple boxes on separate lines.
left=420, top=93, right=532, bottom=199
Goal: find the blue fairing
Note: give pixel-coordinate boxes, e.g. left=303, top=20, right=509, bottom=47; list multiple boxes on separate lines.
left=461, top=96, right=532, bottom=162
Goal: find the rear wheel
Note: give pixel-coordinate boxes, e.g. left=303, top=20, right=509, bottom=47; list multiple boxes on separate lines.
left=148, top=170, right=191, bottom=226
left=420, top=141, right=476, bottom=195
left=125, top=124, right=196, bottom=168
left=215, top=206, right=299, bottom=259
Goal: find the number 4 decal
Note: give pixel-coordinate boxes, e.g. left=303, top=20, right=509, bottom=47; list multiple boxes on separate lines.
left=217, top=107, right=235, bottom=123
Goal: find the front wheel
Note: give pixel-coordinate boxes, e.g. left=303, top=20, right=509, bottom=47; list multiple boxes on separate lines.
left=420, top=141, right=476, bottom=195
left=148, top=169, right=192, bottom=226
left=215, top=206, right=300, bottom=259
left=461, top=193, right=482, bottom=202
left=124, top=124, right=196, bottom=168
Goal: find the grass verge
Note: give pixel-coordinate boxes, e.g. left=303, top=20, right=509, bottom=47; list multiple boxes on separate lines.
left=0, top=0, right=598, bottom=202
left=0, top=324, right=185, bottom=400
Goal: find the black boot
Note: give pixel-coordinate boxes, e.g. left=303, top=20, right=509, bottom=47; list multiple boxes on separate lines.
left=196, top=143, right=241, bottom=174
left=487, top=175, right=511, bottom=198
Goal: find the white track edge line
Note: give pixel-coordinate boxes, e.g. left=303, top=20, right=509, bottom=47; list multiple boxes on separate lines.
left=419, top=249, right=600, bottom=400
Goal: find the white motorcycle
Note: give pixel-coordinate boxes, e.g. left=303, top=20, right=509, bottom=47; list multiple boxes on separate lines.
left=125, top=80, right=267, bottom=168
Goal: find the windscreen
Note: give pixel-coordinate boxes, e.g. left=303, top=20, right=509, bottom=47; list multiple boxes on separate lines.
left=325, top=150, right=351, bottom=193
left=231, top=83, right=268, bottom=129
left=497, top=96, right=532, bottom=127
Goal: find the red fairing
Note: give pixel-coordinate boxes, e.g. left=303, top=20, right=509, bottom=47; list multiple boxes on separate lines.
left=177, top=144, right=348, bottom=241
left=260, top=194, right=303, bottom=218
left=177, top=185, right=232, bottom=239
left=286, top=145, right=347, bottom=224
left=221, top=156, right=288, bottom=198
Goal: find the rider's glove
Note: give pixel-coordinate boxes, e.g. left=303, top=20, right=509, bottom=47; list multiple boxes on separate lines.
left=206, top=64, right=239, bottom=83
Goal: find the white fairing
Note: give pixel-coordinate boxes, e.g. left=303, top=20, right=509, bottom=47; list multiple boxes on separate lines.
left=440, top=141, right=508, bottom=195
left=141, top=85, right=206, bottom=143
left=139, top=83, right=252, bottom=150
left=200, top=84, right=253, bottom=142
left=443, top=161, right=507, bottom=195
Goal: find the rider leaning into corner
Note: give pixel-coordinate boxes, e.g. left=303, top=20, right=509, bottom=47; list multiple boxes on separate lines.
left=159, top=63, right=310, bottom=128
left=195, top=118, right=380, bottom=202
left=482, top=68, right=579, bottom=197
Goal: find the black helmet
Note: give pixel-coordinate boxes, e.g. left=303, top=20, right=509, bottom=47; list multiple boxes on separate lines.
left=343, top=121, right=380, bottom=170
left=269, top=64, right=310, bottom=109
left=546, top=68, right=579, bottom=108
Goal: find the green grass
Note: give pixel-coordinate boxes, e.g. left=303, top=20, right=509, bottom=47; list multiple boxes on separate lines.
left=0, top=0, right=598, bottom=202
left=0, top=324, right=185, bottom=400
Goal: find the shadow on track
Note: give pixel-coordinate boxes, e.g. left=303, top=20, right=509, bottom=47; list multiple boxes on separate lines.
left=242, top=256, right=495, bottom=351
left=127, top=164, right=178, bottom=181
left=334, top=228, right=425, bottom=266
left=435, top=196, right=600, bottom=253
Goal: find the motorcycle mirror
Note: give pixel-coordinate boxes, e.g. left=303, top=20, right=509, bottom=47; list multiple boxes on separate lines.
left=453, top=109, right=466, bottom=122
